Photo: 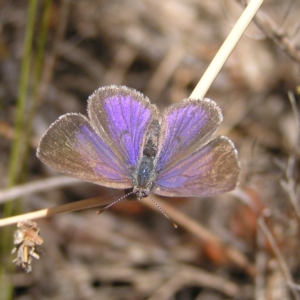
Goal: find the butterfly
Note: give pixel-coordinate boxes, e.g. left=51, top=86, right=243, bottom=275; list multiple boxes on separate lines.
left=37, top=85, right=240, bottom=201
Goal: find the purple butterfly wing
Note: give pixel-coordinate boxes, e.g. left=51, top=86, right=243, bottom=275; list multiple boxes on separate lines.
left=37, top=113, right=132, bottom=188
left=152, top=137, right=240, bottom=197
left=37, top=86, right=157, bottom=189
left=155, top=98, right=223, bottom=173
left=87, top=86, right=158, bottom=170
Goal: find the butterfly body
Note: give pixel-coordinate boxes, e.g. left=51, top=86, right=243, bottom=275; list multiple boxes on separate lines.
left=37, top=85, right=240, bottom=202
left=133, top=160, right=154, bottom=200
left=133, top=119, right=160, bottom=200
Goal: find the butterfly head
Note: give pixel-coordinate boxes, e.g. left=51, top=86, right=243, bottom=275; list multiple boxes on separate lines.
left=133, top=186, right=150, bottom=201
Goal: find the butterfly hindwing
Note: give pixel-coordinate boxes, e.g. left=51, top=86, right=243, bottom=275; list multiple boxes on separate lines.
left=153, top=136, right=240, bottom=197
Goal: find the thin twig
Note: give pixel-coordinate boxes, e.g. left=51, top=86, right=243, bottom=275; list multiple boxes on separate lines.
left=145, top=46, right=185, bottom=100
left=37, top=0, right=72, bottom=103
left=246, top=0, right=300, bottom=63
left=288, top=91, right=300, bottom=154
left=56, top=41, right=105, bottom=82
left=0, top=176, right=82, bottom=204
left=233, top=188, right=300, bottom=298
left=258, top=213, right=300, bottom=300
left=254, top=220, right=267, bottom=300
left=147, top=264, right=239, bottom=300
left=0, top=195, right=118, bottom=227
left=279, top=92, right=300, bottom=219
left=280, top=157, right=300, bottom=221
left=104, top=43, right=138, bottom=85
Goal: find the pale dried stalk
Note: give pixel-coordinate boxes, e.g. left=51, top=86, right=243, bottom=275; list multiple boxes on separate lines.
left=0, top=195, right=117, bottom=227
left=0, top=176, right=81, bottom=204
left=190, top=0, right=263, bottom=99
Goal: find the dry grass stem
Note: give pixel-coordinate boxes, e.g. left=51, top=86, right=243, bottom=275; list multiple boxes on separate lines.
left=190, top=0, right=263, bottom=99
left=258, top=213, right=300, bottom=300
left=0, top=195, right=117, bottom=227
left=0, top=176, right=81, bottom=204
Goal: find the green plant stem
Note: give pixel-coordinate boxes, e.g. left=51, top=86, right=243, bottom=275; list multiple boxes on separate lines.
left=1, top=1, right=39, bottom=299
left=21, top=0, right=52, bottom=179
left=5, top=0, right=38, bottom=214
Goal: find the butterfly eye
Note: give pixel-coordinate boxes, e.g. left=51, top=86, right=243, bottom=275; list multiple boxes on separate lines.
left=142, top=189, right=149, bottom=198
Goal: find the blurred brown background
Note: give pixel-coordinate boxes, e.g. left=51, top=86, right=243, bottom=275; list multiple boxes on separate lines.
left=1, top=0, right=300, bottom=299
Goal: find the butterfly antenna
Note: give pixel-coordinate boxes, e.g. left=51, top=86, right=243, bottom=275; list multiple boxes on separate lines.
left=97, top=191, right=133, bottom=214
left=148, top=196, right=178, bottom=228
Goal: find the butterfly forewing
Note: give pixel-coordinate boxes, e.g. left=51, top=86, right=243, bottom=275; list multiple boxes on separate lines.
left=37, top=114, right=132, bottom=189
left=88, top=86, right=158, bottom=170
left=156, top=98, right=222, bottom=173
left=153, top=136, right=240, bottom=197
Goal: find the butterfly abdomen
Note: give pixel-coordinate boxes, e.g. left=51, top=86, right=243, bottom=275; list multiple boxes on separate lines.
left=133, top=118, right=160, bottom=199
left=137, top=156, right=155, bottom=188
